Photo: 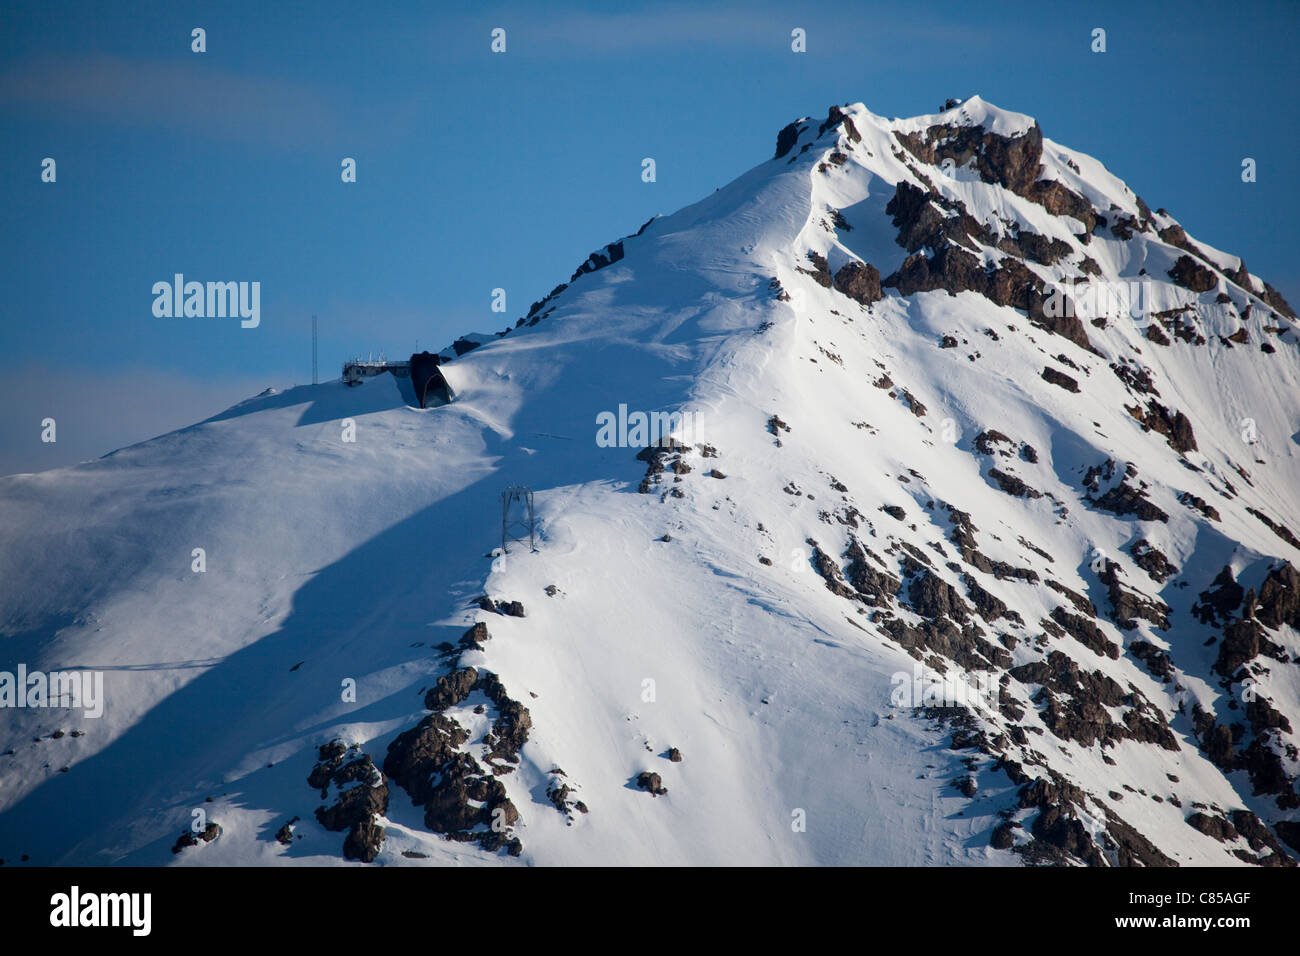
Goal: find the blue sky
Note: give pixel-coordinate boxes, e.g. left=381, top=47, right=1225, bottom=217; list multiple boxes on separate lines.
left=2, top=0, right=1297, bottom=474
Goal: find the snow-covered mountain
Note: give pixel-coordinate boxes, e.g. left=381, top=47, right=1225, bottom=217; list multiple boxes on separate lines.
left=3, top=96, right=1299, bottom=867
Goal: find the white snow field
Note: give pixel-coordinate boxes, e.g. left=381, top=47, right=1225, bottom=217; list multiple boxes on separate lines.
left=2, top=97, right=1298, bottom=867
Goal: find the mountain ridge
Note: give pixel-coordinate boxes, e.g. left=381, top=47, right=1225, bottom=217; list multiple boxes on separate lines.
left=2, top=96, right=1299, bottom=867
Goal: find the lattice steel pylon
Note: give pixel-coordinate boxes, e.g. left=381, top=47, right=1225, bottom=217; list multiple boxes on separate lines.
left=501, top=485, right=536, bottom=554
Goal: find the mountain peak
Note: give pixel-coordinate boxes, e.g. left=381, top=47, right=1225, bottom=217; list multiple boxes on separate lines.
left=924, top=94, right=1038, bottom=137
left=774, top=96, right=1039, bottom=162
left=3, top=94, right=1299, bottom=869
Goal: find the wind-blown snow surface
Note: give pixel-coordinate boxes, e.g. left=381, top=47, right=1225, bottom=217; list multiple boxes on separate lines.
left=3, top=97, right=1300, bottom=867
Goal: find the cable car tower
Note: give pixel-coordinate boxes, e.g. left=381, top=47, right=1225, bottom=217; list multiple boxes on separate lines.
left=501, top=485, right=536, bottom=554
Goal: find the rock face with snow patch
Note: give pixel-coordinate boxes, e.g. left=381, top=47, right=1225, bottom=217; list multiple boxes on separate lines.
left=307, top=741, right=389, bottom=863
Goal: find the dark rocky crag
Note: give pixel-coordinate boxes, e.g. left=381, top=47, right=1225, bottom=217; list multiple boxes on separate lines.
left=382, top=623, right=538, bottom=857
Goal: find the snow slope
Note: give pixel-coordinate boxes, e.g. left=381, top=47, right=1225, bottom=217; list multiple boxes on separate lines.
left=2, top=96, right=1299, bottom=867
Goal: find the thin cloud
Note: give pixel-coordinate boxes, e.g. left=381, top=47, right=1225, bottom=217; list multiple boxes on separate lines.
left=0, top=53, right=342, bottom=149
left=0, top=365, right=285, bottom=477
left=484, top=3, right=1002, bottom=58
